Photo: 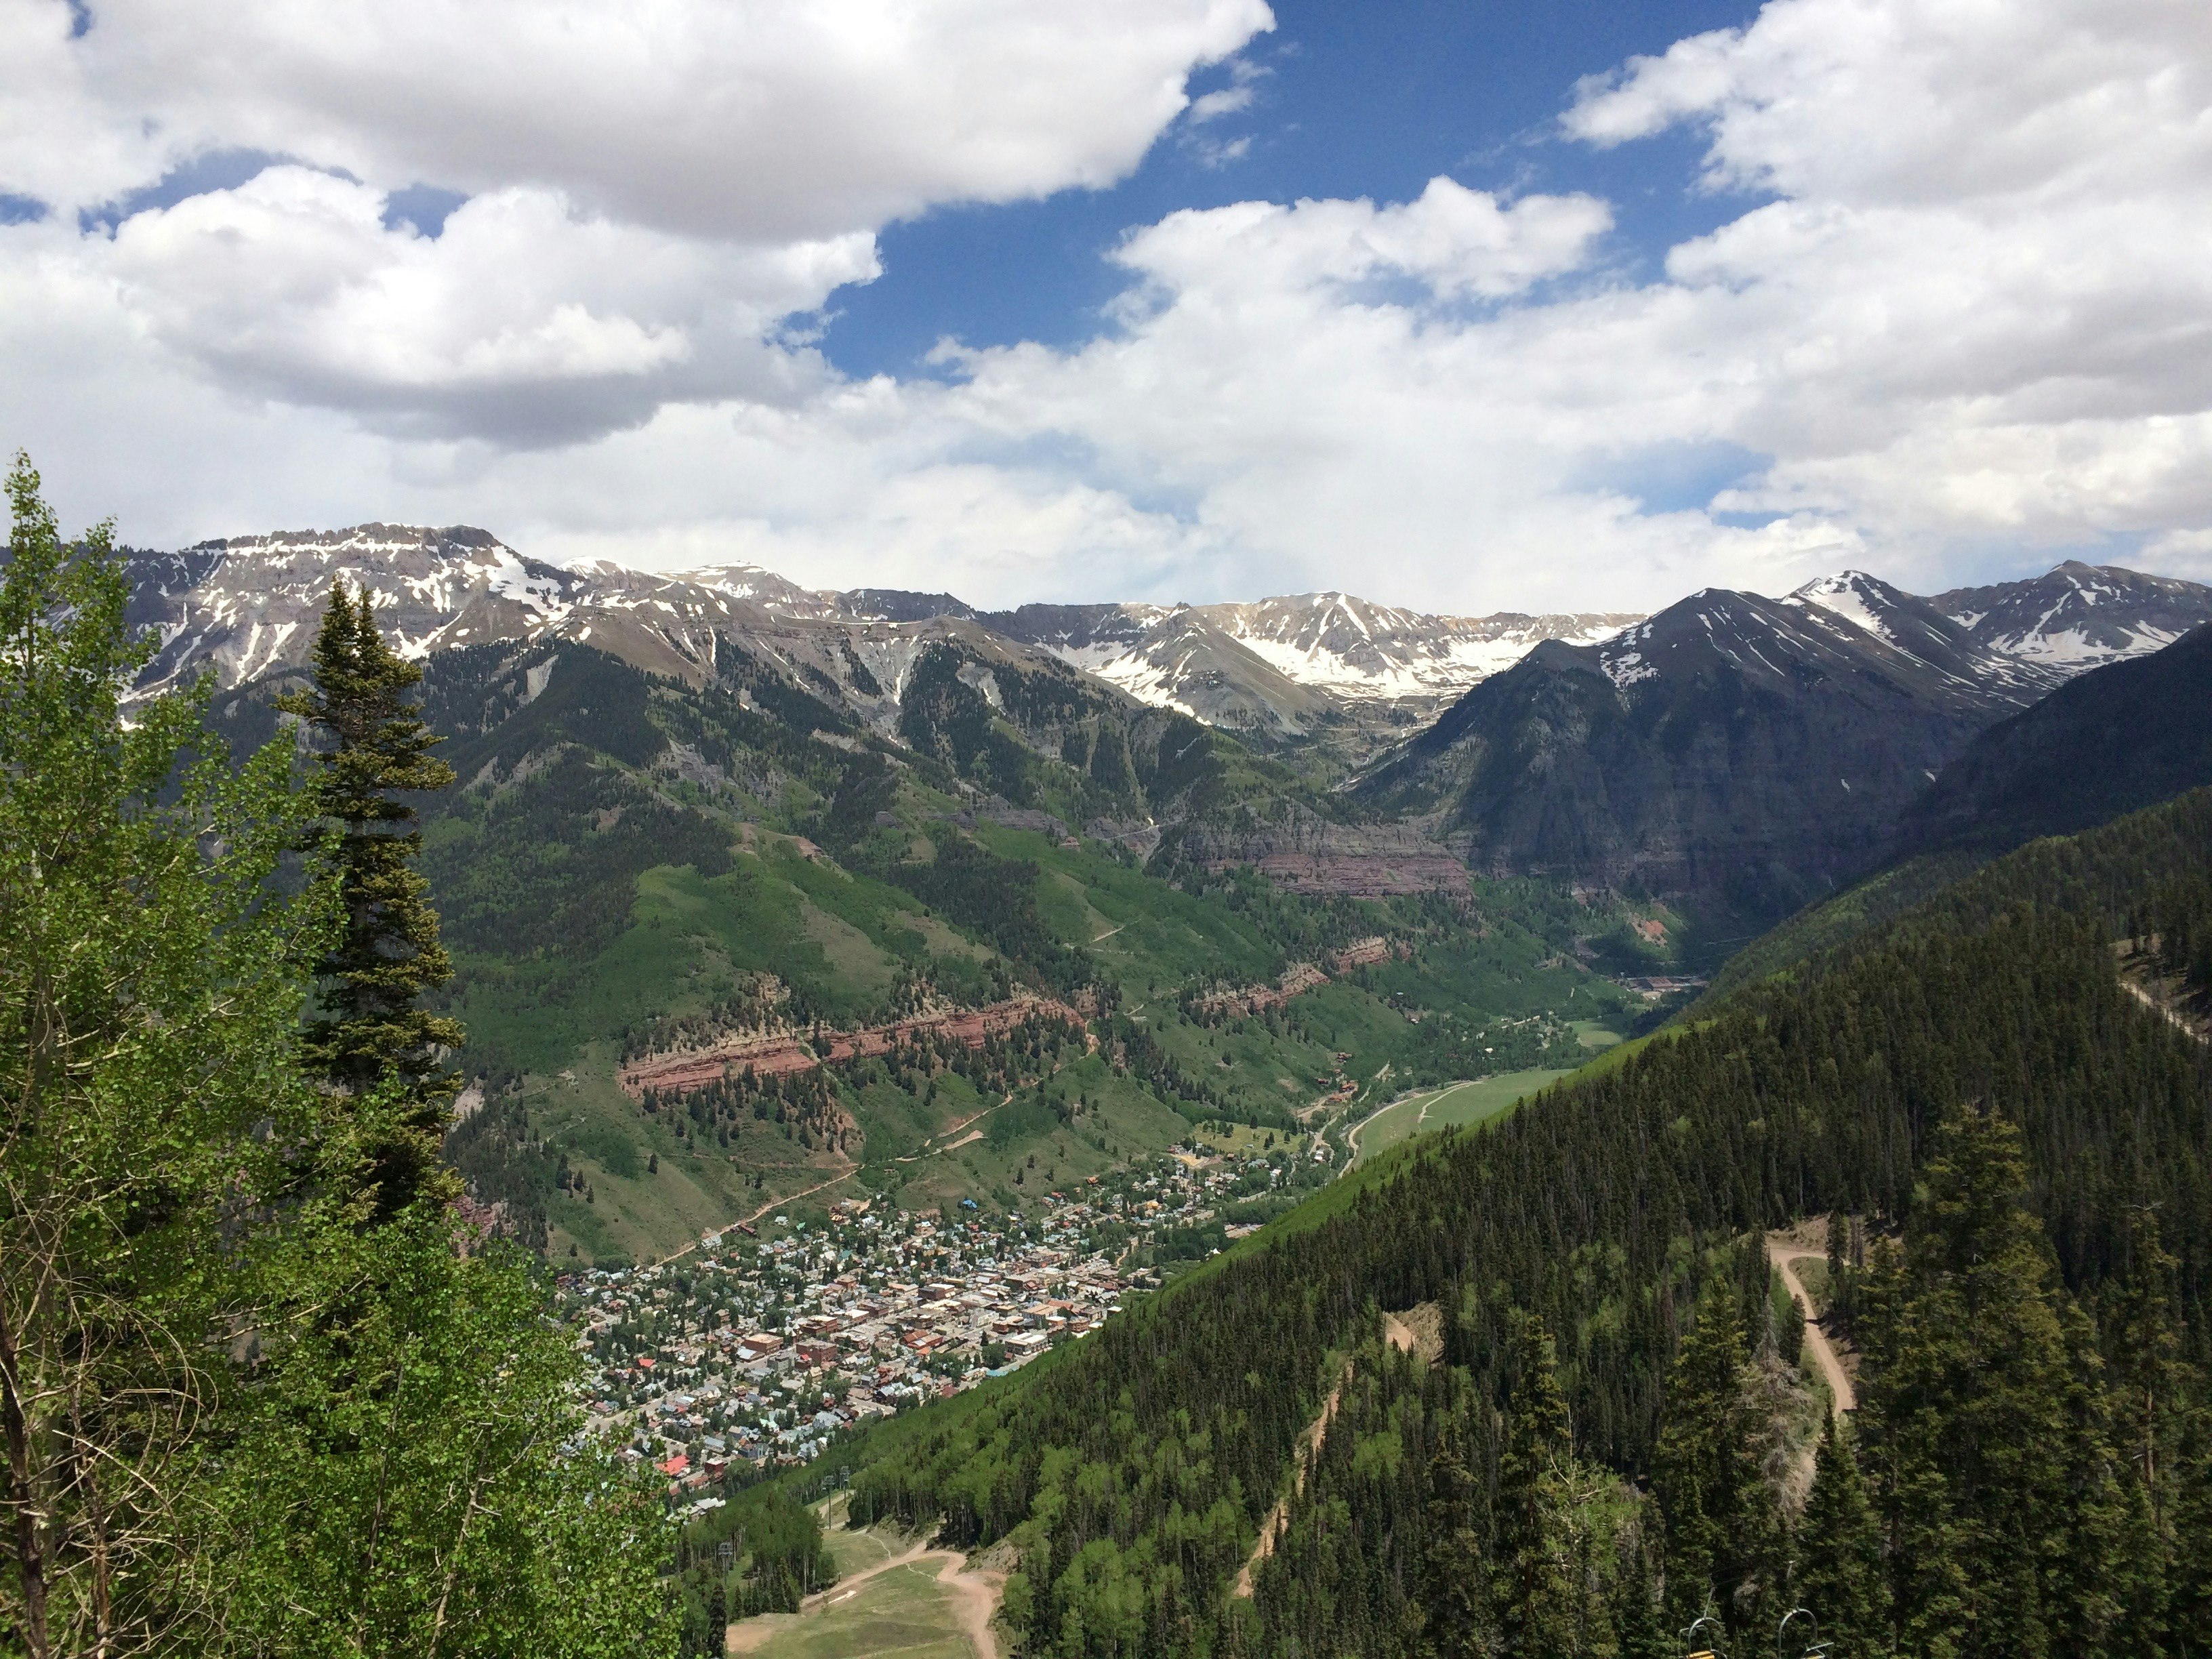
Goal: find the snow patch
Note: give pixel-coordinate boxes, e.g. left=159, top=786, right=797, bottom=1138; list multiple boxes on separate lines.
left=1787, top=571, right=1896, bottom=643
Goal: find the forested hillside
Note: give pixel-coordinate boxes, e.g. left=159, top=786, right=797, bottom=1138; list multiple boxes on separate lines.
left=843, top=788, right=2212, bottom=1658
left=1707, top=630, right=2212, bottom=1000
left=209, top=632, right=1645, bottom=1263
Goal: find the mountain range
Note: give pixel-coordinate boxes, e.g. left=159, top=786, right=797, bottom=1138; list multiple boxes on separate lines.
left=130, top=524, right=2212, bottom=942
left=123, top=523, right=1633, bottom=743
left=1359, top=563, right=2212, bottom=944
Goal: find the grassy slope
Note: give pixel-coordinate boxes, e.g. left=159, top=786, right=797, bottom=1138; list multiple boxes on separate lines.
left=1351, top=1069, right=1571, bottom=1167
left=734, top=1557, right=973, bottom=1659
left=462, top=809, right=1647, bottom=1263
left=399, top=642, right=1643, bottom=1261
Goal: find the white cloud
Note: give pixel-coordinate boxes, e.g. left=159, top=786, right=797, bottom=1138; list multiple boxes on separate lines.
left=1567, top=0, right=2212, bottom=209
left=28, top=0, right=1273, bottom=237
left=3, top=0, right=2210, bottom=618
left=1104, top=178, right=1611, bottom=306
left=0, top=0, right=1271, bottom=445
left=98, top=167, right=876, bottom=442
left=1187, top=53, right=1269, bottom=123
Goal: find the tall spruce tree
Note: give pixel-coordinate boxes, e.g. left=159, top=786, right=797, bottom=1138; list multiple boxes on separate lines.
left=1610, top=1530, right=1670, bottom=1659
left=1418, top=1426, right=1488, bottom=1659
left=2107, top=1208, right=2184, bottom=1659
left=1492, top=1313, right=1576, bottom=1658
left=1654, top=1283, right=1763, bottom=1638
left=1855, top=1102, right=2127, bottom=1658
left=278, top=581, right=465, bottom=1216
left=1794, top=1413, right=1886, bottom=1654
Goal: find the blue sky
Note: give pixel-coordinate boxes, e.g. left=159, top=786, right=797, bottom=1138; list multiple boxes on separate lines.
left=3, top=0, right=2207, bottom=611
left=825, top=1, right=1765, bottom=379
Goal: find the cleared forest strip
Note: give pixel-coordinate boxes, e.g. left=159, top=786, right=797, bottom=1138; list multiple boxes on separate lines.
left=1231, top=1381, right=1341, bottom=1599
left=1232, top=1311, right=1435, bottom=1599
left=2121, top=973, right=2209, bottom=1044
left=727, top=1539, right=1004, bottom=1659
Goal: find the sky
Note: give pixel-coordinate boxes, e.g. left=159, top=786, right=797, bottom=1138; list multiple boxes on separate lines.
left=1, top=0, right=2208, bottom=614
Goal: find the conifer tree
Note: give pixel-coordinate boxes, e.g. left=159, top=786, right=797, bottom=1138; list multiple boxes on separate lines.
left=1654, top=1283, right=1761, bottom=1637
left=1855, top=1102, right=2124, bottom=1657
left=2108, top=1208, right=2182, bottom=1521
left=279, top=581, right=465, bottom=1216
left=1418, top=1426, right=1488, bottom=1659
left=1610, top=1530, right=1669, bottom=1659
left=2169, top=1408, right=2212, bottom=1650
left=1794, top=1413, right=1885, bottom=1653
left=1493, top=1313, right=1576, bottom=1657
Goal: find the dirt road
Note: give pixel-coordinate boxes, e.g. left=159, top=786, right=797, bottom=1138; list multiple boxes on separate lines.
left=1769, top=1245, right=1856, bottom=1415
left=646, top=1166, right=855, bottom=1271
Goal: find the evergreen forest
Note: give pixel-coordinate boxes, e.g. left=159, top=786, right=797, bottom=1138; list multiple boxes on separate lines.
left=845, top=789, right=2212, bottom=1658
left=8, top=447, right=2212, bottom=1659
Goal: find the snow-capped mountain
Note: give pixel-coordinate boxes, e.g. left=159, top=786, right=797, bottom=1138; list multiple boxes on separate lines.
left=127, top=525, right=592, bottom=695
left=1200, top=592, right=1638, bottom=703
left=1358, top=560, right=2212, bottom=933
left=126, top=527, right=1626, bottom=734
left=1785, top=562, right=2212, bottom=693
left=958, top=592, right=1637, bottom=737
left=121, top=523, right=2212, bottom=781
left=1931, top=560, right=2212, bottom=669
left=1782, top=570, right=2066, bottom=700
left=125, top=527, right=884, bottom=705
left=1359, top=583, right=2043, bottom=930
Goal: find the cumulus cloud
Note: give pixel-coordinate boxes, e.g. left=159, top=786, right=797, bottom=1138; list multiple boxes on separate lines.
left=28, top=0, right=1273, bottom=237
left=2, top=0, right=2209, bottom=616
left=0, top=0, right=1271, bottom=445
left=1107, top=178, right=1611, bottom=306
left=98, top=168, right=876, bottom=442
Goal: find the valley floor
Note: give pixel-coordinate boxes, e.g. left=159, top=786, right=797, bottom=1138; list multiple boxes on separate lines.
left=1348, top=1025, right=1621, bottom=1169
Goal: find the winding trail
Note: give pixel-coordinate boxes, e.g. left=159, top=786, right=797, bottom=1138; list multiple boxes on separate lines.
left=895, top=1093, right=1014, bottom=1163
left=1769, top=1244, right=1856, bottom=1416
left=2123, top=975, right=2207, bottom=1044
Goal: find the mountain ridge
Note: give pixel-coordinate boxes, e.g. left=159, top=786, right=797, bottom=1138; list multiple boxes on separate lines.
left=1350, top=565, right=2212, bottom=944
left=122, top=525, right=1637, bottom=745
left=134, top=525, right=2212, bottom=937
